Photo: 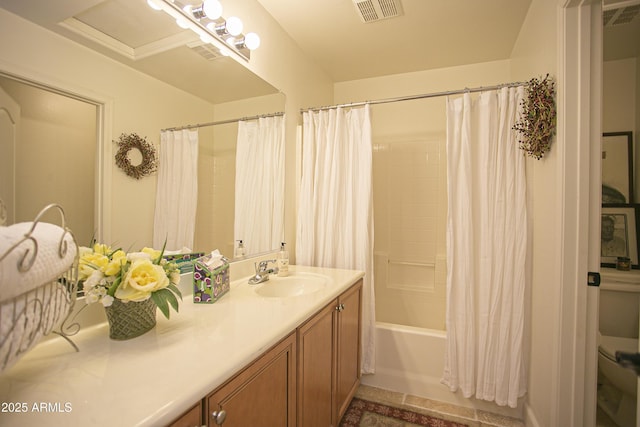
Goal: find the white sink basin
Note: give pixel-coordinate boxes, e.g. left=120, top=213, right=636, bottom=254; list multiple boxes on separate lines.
left=254, top=272, right=329, bottom=298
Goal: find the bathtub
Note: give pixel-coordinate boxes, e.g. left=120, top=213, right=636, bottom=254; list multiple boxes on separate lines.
left=361, top=322, right=523, bottom=419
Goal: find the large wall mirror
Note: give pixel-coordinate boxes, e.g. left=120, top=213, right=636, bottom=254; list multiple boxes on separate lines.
left=0, top=0, right=285, bottom=259
left=601, top=3, right=640, bottom=270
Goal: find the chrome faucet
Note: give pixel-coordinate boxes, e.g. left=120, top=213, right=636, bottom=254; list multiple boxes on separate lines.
left=248, top=259, right=278, bottom=284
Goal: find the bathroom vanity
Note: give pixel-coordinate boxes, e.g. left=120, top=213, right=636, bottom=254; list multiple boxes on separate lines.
left=0, top=265, right=364, bottom=426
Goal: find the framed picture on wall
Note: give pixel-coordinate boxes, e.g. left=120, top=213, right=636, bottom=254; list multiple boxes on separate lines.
left=602, top=131, right=634, bottom=204
left=601, top=205, right=639, bottom=268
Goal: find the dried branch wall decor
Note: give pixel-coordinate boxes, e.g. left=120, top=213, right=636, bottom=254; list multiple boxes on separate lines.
left=513, top=74, right=557, bottom=160
left=114, top=133, right=157, bottom=180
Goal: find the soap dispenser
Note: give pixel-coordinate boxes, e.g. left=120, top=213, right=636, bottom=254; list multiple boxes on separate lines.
left=235, top=240, right=245, bottom=258
left=277, top=242, right=289, bottom=277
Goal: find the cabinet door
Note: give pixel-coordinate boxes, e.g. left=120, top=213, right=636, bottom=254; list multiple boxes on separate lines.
left=206, top=333, right=296, bottom=427
left=168, top=401, right=203, bottom=427
left=297, top=301, right=336, bottom=427
left=336, top=280, right=363, bottom=422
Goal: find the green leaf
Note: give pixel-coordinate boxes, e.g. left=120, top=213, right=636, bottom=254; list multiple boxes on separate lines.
left=167, top=283, right=183, bottom=300
left=155, top=239, right=168, bottom=265
left=107, top=276, right=122, bottom=297
left=151, top=291, right=170, bottom=319
left=151, top=288, right=180, bottom=319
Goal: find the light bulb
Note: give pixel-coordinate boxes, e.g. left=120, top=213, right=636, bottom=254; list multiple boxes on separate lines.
left=202, top=0, right=223, bottom=19
left=147, top=0, right=162, bottom=11
left=244, top=32, right=260, bottom=50
left=226, top=16, right=243, bottom=36
left=176, top=17, right=190, bottom=29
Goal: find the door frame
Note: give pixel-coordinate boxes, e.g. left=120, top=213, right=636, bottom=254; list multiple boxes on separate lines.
left=556, top=1, right=602, bottom=426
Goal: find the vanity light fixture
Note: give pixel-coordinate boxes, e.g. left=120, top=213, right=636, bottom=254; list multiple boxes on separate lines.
left=148, top=0, right=260, bottom=61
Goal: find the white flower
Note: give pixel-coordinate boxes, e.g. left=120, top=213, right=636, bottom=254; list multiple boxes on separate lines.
left=84, top=269, right=104, bottom=291
left=85, top=292, right=99, bottom=304
left=126, top=251, right=152, bottom=262
left=101, top=295, right=114, bottom=307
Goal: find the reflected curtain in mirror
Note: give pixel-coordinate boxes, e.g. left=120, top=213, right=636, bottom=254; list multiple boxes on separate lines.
left=234, top=116, right=285, bottom=256
left=154, top=129, right=199, bottom=250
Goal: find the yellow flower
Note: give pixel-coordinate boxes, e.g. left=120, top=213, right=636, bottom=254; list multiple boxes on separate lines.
left=78, top=251, right=109, bottom=281
left=114, top=258, right=169, bottom=302
left=141, top=247, right=161, bottom=262
left=103, top=250, right=127, bottom=276
left=93, top=243, right=112, bottom=256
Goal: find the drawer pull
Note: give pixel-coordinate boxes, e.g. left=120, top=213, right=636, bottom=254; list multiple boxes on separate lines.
left=211, top=409, right=227, bottom=425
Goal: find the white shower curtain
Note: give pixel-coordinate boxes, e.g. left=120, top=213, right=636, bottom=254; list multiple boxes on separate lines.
left=442, top=87, right=527, bottom=408
left=234, top=116, right=285, bottom=255
left=297, top=105, right=376, bottom=374
left=153, top=129, right=199, bottom=251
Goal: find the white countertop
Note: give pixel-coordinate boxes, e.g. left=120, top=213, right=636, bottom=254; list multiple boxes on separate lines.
left=0, top=265, right=364, bottom=427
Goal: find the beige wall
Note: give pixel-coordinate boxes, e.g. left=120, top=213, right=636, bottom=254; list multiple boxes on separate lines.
left=510, top=0, right=558, bottom=425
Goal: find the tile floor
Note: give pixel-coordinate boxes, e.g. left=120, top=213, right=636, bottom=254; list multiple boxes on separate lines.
left=354, top=385, right=525, bottom=427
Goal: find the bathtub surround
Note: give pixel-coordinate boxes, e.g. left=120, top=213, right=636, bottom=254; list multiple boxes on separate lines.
left=234, top=115, right=285, bottom=256
left=297, top=104, right=376, bottom=373
left=443, top=87, right=528, bottom=408
left=153, top=129, right=199, bottom=250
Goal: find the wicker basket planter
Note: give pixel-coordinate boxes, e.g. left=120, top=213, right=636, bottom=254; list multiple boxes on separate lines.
left=104, top=298, right=157, bottom=340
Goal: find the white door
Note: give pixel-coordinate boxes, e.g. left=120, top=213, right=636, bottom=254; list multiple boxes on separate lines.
left=0, top=85, right=20, bottom=225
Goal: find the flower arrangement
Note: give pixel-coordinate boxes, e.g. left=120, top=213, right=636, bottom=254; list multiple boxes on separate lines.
left=78, top=243, right=182, bottom=319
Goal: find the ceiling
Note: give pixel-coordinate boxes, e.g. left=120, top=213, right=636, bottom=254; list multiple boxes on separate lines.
left=256, top=0, right=533, bottom=82
left=0, top=0, right=638, bottom=101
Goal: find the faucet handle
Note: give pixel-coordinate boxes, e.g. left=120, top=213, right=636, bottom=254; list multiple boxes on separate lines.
left=258, top=259, right=277, bottom=272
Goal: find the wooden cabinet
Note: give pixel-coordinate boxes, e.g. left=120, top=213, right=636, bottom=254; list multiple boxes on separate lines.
left=297, top=280, right=363, bottom=427
left=335, top=281, right=362, bottom=420
left=205, top=332, right=296, bottom=427
left=167, top=279, right=362, bottom=427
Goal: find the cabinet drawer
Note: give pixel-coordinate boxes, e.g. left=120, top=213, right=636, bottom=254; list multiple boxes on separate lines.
left=206, top=333, right=296, bottom=427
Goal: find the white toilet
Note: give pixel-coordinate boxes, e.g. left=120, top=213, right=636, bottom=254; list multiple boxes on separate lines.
left=598, top=333, right=638, bottom=427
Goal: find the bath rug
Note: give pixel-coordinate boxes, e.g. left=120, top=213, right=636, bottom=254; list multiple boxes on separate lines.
left=339, top=397, right=469, bottom=427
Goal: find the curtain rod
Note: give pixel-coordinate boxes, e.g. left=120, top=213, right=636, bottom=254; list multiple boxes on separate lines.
left=161, top=111, right=285, bottom=132
left=300, top=80, right=529, bottom=113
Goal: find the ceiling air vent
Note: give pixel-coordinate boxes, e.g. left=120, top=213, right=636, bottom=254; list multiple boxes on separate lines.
left=603, top=4, right=640, bottom=27
left=188, top=41, right=223, bottom=61
left=352, top=0, right=403, bottom=23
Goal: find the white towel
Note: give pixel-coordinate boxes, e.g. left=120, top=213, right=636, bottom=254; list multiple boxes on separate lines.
left=0, top=222, right=77, bottom=303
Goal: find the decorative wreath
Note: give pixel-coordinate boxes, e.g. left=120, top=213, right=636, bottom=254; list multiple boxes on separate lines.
left=114, top=133, right=157, bottom=180
left=513, top=74, right=557, bottom=160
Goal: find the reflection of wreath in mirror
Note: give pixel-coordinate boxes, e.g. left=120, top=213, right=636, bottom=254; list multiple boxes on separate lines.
left=114, top=133, right=157, bottom=180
